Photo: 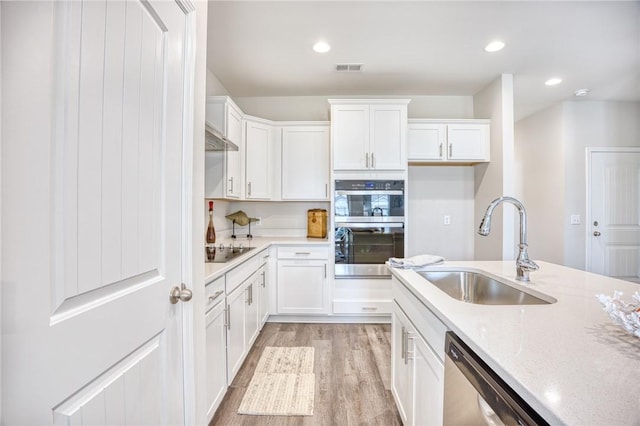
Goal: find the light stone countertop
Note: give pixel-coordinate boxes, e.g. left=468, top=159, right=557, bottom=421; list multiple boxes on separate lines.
left=204, top=236, right=330, bottom=284
left=390, top=261, right=640, bottom=425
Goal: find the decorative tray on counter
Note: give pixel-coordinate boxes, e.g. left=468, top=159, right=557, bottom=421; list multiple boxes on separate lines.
left=596, top=291, right=640, bottom=339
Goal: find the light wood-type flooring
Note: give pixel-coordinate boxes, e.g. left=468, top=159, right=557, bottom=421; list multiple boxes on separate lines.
left=210, top=323, right=402, bottom=426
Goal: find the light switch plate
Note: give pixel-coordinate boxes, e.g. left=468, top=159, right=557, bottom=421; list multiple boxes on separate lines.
left=570, top=214, right=581, bottom=225
left=443, top=215, right=451, bottom=226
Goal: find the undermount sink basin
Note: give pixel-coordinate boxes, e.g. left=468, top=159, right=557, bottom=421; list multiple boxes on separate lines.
left=417, top=270, right=555, bottom=305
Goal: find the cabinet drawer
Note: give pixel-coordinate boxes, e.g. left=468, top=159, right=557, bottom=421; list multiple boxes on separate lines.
left=277, top=246, right=329, bottom=260
left=333, top=299, right=391, bottom=314
left=205, top=276, right=225, bottom=312
left=257, top=249, right=270, bottom=266
left=226, top=254, right=259, bottom=292
left=392, top=276, right=447, bottom=361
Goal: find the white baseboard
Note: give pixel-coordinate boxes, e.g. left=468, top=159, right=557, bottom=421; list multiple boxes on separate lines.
left=266, top=314, right=391, bottom=324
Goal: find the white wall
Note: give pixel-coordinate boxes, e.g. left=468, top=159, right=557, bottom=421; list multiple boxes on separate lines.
left=563, top=101, right=640, bottom=269
left=407, top=166, right=475, bottom=260
left=514, top=103, right=565, bottom=264
left=205, top=200, right=330, bottom=239
left=206, top=68, right=229, bottom=96
left=473, top=74, right=516, bottom=261
left=514, top=100, right=640, bottom=270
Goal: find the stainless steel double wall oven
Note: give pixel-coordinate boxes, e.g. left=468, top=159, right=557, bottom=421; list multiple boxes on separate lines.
left=334, top=180, right=405, bottom=278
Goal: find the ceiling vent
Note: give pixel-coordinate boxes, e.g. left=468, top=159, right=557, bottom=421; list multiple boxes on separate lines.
left=336, top=63, right=363, bottom=72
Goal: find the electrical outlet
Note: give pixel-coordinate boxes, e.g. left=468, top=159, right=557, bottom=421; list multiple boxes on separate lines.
left=443, top=215, right=451, bottom=226
left=255, top=217, right=262, bottom=226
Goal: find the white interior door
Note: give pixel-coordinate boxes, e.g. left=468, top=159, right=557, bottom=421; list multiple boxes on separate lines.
left=1, top=0, right=193, bottom=423
left=588, top=149, right=640, bottom=283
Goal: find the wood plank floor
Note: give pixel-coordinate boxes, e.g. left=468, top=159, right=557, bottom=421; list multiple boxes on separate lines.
left=210, top=323, right=402, bottom=426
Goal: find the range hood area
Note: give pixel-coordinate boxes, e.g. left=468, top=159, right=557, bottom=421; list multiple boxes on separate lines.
left=205, top=123, right=239, bottom=151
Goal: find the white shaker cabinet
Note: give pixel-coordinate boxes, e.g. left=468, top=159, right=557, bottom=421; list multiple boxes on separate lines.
left=391, top=276, right=446, bottom=426
left=205, top=276, right=227, bottom=423
left=225, top=280, right=248, bottom=382
left=281, top=125, right=330, bottom=200
left=330, top=100, right=409, bottom=171
left=205, top=96, right=244, bottom=198
left=276, top=246, right=329, bottom=314
left=256, top=250, right=271, bottom=327
left=408, top=120, right=490, bottom=163
left=245, top=117, right=273, bottom=200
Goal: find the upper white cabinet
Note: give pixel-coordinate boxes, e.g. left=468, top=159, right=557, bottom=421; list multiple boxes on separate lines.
left=330, top=100, right=410, bottom=171
left=281, top=125, right=330, bottom=200
left=245, top=117, right=273, bottom=200
left=408, top=119, right=490, bottom=163
left=205, top=96, right=244, bottom=198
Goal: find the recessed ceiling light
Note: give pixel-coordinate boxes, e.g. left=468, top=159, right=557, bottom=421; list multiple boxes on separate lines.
left=574, top=89, right=590, bottom=97
left=313, top=41, right=331, bottom=53
left=545, top=78, right=563, bottom=86
left=484, top=41, right=505, bottom=52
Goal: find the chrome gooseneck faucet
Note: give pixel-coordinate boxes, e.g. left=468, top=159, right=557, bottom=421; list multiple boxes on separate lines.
left=478, top=196, right=539, bottom=282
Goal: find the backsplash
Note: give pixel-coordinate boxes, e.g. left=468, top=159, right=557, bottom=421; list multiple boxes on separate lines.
left=204, top=200, right=330, bottom=239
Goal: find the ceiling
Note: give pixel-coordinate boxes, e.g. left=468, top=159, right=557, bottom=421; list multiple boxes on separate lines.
left=206, top=1, right=640, bottom=121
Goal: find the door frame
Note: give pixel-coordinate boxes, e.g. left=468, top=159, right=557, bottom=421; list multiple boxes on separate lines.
left=585, top=146, right=640, bottom=272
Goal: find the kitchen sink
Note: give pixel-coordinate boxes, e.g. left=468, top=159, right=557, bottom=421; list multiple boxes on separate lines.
left=417, top=270, right=555, bottom=305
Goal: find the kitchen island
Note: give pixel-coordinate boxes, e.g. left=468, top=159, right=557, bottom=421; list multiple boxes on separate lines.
left=390, top=261, right=640, bottom=425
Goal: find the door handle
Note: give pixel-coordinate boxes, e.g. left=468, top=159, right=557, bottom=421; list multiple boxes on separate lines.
left=169, top=283, right=193, bottom=304
left=593, top=231, right=601, bottom=237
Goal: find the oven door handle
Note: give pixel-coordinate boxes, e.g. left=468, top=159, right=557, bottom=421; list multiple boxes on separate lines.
left=335, top=190, right=404, bottom=196
left=337, top=222, right=405, bottom=228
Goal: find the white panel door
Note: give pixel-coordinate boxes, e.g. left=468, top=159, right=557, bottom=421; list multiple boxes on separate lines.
left=245, top=119, right=272, bottom=200
left=1, top=1, right=193, bottom=424
left=588, top=150, right=640, bottom=283
left=205, top=302, right=227, bottom=422
left=407, top=123, right=446, bottom=161
left=226, top=104, right=243, bottom=198
left=446, top=124, right=489, bottom=161
left=281, top=126, right=330, bottom=200
left=332, top=104, right=369, bottom=170
left=411, top=334, right=444, bottom=426
left=370, top=104, right=406, bottom=170
left=276, top=261, right=327, bottom=314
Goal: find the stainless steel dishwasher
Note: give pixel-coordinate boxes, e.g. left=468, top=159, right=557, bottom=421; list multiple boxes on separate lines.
left=443, top=332, right=549, bottom=426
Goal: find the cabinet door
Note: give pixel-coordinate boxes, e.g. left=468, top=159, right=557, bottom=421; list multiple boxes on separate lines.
left=391, top=305, right=412, bottom=424
left=332, top=104, right=369, bottom=170
left=282, top=126, right=329, bottom=200
left=205, top=302, right=227, bottom=422
left=245, top=120, right=272, bottom=200
left=226, top=283, right=247, bottom=382
left=245, top=276, right=260, bottom=348
left=277, top=260, right=327, bottom=314
left=226, top=104, right=243, bottom=198
left=411, top=334, right=444, bottom=426
left=370, top=104, right=407, bottom=170
left=407, top=123, right=446, bottom=161
left=446, top=124, right=489, bottom=161
left=258, top=264, right=269, bottom=327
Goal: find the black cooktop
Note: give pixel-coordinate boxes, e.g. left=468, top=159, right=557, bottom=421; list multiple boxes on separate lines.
left=205, top=245, right=255, bottom=263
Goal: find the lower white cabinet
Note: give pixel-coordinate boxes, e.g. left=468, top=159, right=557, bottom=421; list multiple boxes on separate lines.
left=205, top=301, right=227, bottom=421
left=205, top=276, right=227, bottom=422
left=276, top=246, right=329, bottom=314
left=391, top=276, right=446, bottom=426
left=226, top=280, right=248, bottom=381
left=258, top=263, right=269, bottom=326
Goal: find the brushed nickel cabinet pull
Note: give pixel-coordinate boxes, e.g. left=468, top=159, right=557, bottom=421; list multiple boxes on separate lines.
left=371, top=153, right=375, bottom=168
left=365, top=152, right=369, bottom=168
left=439, top=143, right=443, bottom=158
left=449, top=144, right=453, bottom=158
